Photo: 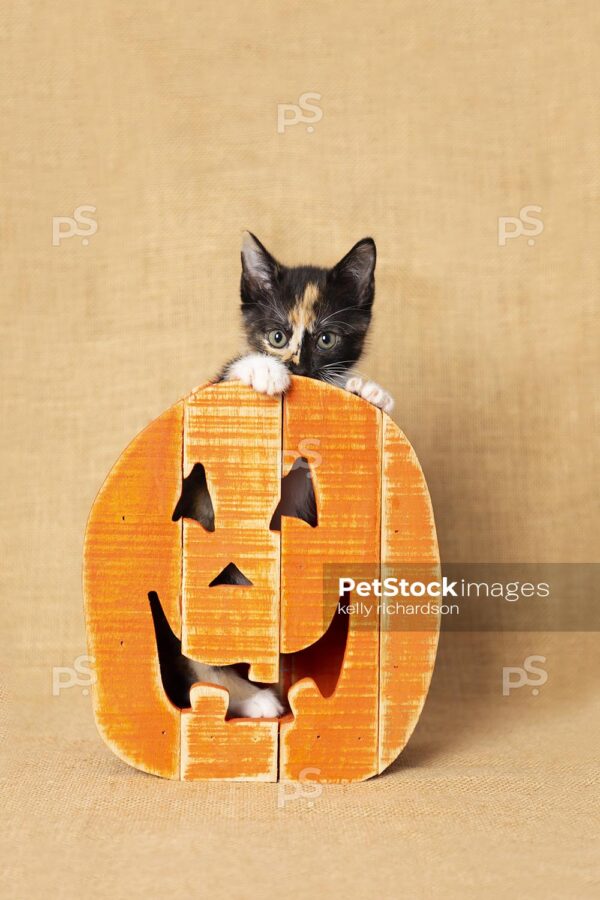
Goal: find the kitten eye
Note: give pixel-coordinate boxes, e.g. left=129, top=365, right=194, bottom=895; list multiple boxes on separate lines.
left=267, top=329, right=288, bottom=349
left=317, top=332, right=338, bottom=350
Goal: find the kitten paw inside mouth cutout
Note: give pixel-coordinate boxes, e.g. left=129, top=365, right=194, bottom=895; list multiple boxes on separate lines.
left=148, top=591, right=349, bottom=719
left=227, top=353, right=291, bottom=396
left=231, top=688, right=285, bottom=719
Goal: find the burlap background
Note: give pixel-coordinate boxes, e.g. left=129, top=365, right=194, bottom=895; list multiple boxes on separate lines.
left=1, top=2, right=598, bottom=897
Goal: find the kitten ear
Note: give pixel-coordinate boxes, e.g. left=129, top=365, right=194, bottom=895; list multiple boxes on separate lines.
left=330, top=238, right=376, bottom=306
left=241, top=232, right=280, bottom=301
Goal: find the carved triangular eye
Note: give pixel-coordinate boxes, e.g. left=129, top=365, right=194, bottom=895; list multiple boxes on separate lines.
left=270, top=457, right=318, bottom=531
left=209, top=562, right=253, bottom=587
left=172, top=463, right=215, bottom=531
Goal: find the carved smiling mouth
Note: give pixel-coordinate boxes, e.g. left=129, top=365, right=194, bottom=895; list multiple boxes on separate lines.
left=148, top=590, right=349, bottom=717
left=148, top=452, right=349, bottom=717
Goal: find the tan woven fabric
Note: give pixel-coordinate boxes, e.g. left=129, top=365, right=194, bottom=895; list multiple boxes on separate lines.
left=1, top=2, right=598, bottom=897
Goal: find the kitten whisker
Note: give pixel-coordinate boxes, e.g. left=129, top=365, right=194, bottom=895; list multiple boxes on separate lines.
left=320, top=372, right=346, bottom=387
left=320, top=305, right=363, bottom=326
left=320, top=361, right=354, bottom=371
left=319, top=319, right=362, bottom=333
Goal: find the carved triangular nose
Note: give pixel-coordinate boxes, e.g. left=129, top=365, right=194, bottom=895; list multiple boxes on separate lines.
left=208, top=562, right=253, bottom=587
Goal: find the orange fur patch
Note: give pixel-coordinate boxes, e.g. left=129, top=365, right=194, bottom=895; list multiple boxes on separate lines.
left=262, top=283, right=322, bottom=364
left=291, top=283, right=320, bottom=331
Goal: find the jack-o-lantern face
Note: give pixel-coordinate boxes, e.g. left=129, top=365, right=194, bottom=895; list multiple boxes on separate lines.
left=84, top=377, right=439, bottom=782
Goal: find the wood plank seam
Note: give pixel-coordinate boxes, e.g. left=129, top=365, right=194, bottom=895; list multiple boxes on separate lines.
left=179, top=398, right=184, bottom=780
left=277, top=392, right=283, bottom=782
left=377, top=406, right=384, bottom=781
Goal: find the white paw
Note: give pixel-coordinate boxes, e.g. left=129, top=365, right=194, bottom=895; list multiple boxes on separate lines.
left=345, top=376, right=394, bottom=413
left=236, top=687, right=284, bottom=719
left=227, top=353, right=291, bottom=396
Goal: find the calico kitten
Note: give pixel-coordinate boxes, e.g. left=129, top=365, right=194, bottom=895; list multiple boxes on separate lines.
left=183, top=234, right=394, bottom=719
left=219, top=233, right=394, bottom=413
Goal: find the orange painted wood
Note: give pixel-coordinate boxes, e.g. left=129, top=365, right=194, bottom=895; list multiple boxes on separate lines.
left=279, top=377, right=382, bottom=654
left=83, top=377, right=439, bottom=782
left=181, top=685, right=278, bottom=781
left=378, top=415, right=440, bottom=774
left=279, top=378, right=381, bottom=783
left=182, top=383, right=281, bottom=684
left=83, top=404, right=183, bottom=778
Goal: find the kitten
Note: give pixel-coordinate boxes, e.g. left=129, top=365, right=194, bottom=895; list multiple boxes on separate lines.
left=184, top=234, right=394, bottom=719
left=219, top=232, right=394, bottom=413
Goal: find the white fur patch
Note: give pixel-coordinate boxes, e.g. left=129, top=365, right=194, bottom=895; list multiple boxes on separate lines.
left=233, top=687, right=284, bottom=719
left=186, top=662, right=285, bottom=718
left=345, top=375, right=394, bottom=414
left=227, top=353, right=291, bottom=395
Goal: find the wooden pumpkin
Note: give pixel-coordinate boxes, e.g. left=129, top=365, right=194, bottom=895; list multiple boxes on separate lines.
left=83, top=376, right=439, bottom=782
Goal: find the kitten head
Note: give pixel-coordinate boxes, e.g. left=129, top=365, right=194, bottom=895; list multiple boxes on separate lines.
left=239, top=233, right=376, bottom=382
